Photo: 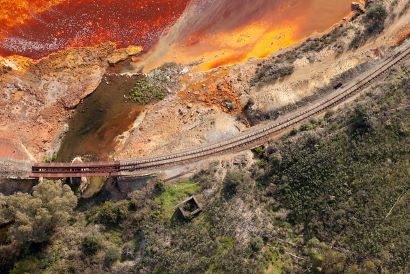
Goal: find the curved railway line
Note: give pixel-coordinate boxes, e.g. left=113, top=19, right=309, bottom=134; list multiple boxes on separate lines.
left=31, top=42, right=410, bottom=178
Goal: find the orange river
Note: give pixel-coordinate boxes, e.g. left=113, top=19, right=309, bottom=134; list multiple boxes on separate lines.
left=0, top=0, right=356, bottom=69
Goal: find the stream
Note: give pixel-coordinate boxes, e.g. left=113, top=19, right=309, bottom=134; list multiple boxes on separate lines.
left=57, top=74, right=143, bottom=162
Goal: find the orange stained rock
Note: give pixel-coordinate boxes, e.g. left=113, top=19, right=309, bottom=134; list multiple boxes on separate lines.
left=178, top=68, right=242, bottom=113
left=396, top=26, right=410, bottom=45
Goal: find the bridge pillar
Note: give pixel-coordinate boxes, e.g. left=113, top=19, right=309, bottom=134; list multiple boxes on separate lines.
left=70, top=157, right=88, bottom=193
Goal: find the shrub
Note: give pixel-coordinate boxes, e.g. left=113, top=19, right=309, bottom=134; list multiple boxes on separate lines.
left=324, top=110, right=335, bottom=120
left=129, top=76, right=166, bottom=104
left=92, top=201, right=129, bottom=227
left=268, top=152, right=283, bottom=172
left=253, top=64, right=295, bottom=84
left=250, top=236, right=264, bottom=252
left=81, top=235, right=102, bottom=256
left=10, top=257, right=42, bottom=274
left=0, top=180, right=77, bottom=245
left=121, top=242, right=136, bottom=261
left=364, top=3, right=388, bottom=34
left=306, top=239, right=347, bottom=274
left=154, top=181, right=166, bottom=196
left=252, top=146, right=266, bottom=157
left=104, top=247, right=120, bottom=268
left=350, top=3, right=387, bottom=49
left=192, top=169, right=216, bottom=190
left=349, top=105, right=373, bottom=135
left=222, top=172, right=242, bottom=199
left=288, top=128, right=298, bottom=137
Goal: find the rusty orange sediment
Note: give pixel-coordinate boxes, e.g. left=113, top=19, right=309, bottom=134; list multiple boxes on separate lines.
left=396, top=25, right=410, bottom=45
left=0, top=0, right=190, bottom=59
left=1, top=0, right=356, bottom=72
left=178, top=68, right=242, bottom=114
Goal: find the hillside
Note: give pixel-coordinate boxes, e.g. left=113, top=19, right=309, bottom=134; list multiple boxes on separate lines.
left=0, top=0, right=410, bottom=273
left=1, top=51, right=408, bottom=274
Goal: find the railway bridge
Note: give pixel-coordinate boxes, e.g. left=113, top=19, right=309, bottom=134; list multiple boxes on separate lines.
left=31, top=42, right=410, bottom=178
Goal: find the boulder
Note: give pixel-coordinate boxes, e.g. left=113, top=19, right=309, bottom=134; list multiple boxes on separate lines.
left=351, top=2, right=365, bottom=14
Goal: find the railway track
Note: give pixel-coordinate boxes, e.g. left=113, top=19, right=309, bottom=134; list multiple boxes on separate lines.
left=31, top=42, right=410, bottom=178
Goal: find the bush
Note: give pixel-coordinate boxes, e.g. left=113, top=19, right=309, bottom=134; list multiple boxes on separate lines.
left=104, top=247, right=120, bottom=268
left=252, top=146, right=266, bottom=157
left=154, top=181, right=166, bottom=196
left=192, top=169, right=216, bottom=190
left=0, top=180, right=77, bottom=245
left=92, top=201, right=129, bottom=227
left=350, top=3, right=387, bottom=49
left=250, top=236, right=264, bottom=252
left=10, top=256, right=42, bottom=274
left=349, top=105, right=373, bottom=135
left=306, top=239, right=347, bottom=274
left=121, top=242, right=136, bottom=261
left=129, top=76, right=166, bottom=104
left=253, top=64, right=295, bottom=84
left=222, top=172, right=242, bottom=199
left=81, top=235, right=102, bottom=256
left=364, top=3, right=388, bottom=34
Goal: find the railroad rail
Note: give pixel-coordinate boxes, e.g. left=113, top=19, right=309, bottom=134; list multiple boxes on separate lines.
left=31, top=42, right=410, bottom=178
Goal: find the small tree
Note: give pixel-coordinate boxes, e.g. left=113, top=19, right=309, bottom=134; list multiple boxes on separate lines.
left=250, top=236, right=264, bottom=252
left=82, top=234, right=102, bottom=256
left=104, top=247, right=120, bottom=268
left=154, top=180, right=166, bottom=195
left=92, top=201, right=128, bottom=227
left=364, top=3, right=387, bottom=34
left=349, top=105, right=373, bottom=135
left=0, top=180, right=77, bottom=245
left=222, top=172, right=242, bottom=199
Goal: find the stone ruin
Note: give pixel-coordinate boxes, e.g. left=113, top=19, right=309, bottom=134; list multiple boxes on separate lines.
left=177, top=196, right=202, bottom=219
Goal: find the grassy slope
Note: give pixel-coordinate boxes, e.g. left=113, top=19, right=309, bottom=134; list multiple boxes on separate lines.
left=261, top=65, right=410, bottom=272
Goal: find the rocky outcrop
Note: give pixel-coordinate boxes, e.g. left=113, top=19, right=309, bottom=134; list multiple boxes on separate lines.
left=0, top=43, right=115, bottom=160
left=107, top=45, right=143, bottom=65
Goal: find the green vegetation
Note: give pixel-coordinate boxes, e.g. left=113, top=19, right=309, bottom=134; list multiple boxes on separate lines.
left=10, top=257, right=42, bottom=274
left=0, top=180, right=77, bottom=272
left=153, top=180, right=166, bottom=195
left=103, top=247, right=120, bottom=268
left=89, top=200, right=129, bottom=227
left=0, top=180, right=77, bottom=244
left=350, top=2, right=388, bottom=48
left=305, top=239, right=347, bottom=274
left=1, top=64, right=409, bottom=273
left=364, top=3, right=388, bottom=34
left=252, top=64, right=295, bottom=84
left=44, top=152, right=57, bottom=163
left=222, top=171, right=242, bottom=199
left=155, top=181, right=201, bottom=219
left=82, top=234, right=102, bottom=256
left=259, top=66, right=410, bottom=272
left=250, top=236, right=264, bottom=252
left=129, top=76, right=167, bottom=104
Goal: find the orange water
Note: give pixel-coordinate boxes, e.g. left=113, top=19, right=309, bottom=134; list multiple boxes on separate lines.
left=1, top=0, right=356, bottom=69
